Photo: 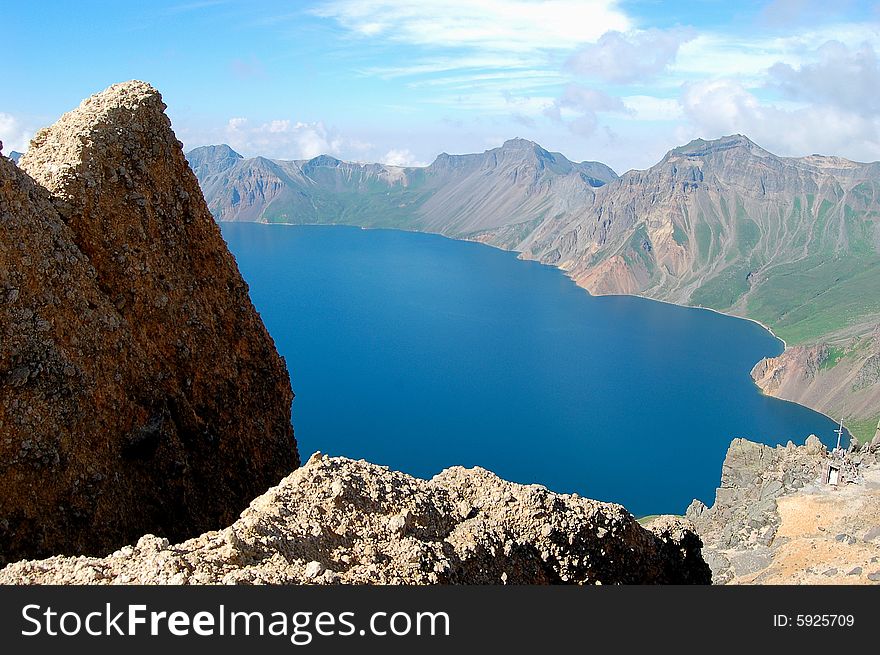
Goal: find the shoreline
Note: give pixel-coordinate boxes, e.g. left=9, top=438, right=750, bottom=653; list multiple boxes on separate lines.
left=222, top=218, right=850, bottom=441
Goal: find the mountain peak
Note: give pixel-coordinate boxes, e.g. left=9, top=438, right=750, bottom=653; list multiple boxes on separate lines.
left=186, top=144, right=243, bottom=176
left=495, top=137, right=563, bottom=167
left=670, top=134, right=766, bottom=159
left=190, top=143, right=242, bottom=159
left=6, top=80, right=296, bottom=562
left=306, top=154, right=342, bottom=167
left=501, top=137, right=540, bottom=150
left=499, top=138, right=554, bottom=160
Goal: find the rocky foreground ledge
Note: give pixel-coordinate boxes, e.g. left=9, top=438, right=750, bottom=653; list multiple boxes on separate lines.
left=688, top=436, right=880, bottom=584
left=0, top=453, right=710, bottom=585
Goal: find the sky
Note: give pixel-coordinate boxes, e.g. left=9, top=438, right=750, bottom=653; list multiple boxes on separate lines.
left=2, top=0, right=880, bottom=172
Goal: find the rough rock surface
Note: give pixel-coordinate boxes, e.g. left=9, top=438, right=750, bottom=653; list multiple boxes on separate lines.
left=0, top=81, right=297, bottom=565
left=689, top=436, right=880, bottom=584
left=0, top=453, right=711, bottom=585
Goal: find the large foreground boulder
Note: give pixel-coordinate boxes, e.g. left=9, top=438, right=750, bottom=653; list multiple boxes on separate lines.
left=0, top=81, right=297, bottom=565
left=0, top=454, right=711, bottom=584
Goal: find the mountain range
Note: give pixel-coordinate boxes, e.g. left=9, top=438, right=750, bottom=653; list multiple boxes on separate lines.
left=187, top=136, right=880, bottom=443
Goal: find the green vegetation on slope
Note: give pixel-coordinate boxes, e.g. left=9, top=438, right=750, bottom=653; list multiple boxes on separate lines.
left=624, top=225, right=656, bottom=271
left=695, top=222, right=713, bottom=265
left=820, top=346, right=847, bottom=370
left=847, top=416, right=880, bottom=444
left=746, top=255, right=880, bottom=344
left=672, top=222, right=689, bottom=246
left=690, top=263, right=751, bottom=310
left=735, top=203, right=761, bottom=255
left=263, top=185, right=433, bottom=229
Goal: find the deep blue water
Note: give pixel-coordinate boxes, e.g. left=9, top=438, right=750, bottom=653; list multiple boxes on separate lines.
left=222, top=222, right=844, bottom=516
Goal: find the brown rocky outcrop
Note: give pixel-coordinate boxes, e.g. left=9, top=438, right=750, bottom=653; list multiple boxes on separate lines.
left=0, top=453, right=711, bottom=585
left=750, top=345, right=828, bottom=394
left=0, top=81, right=297, bottom=565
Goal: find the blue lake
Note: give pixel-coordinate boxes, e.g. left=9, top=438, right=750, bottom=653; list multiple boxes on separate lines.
left=222, top=222, right=843, bottom=516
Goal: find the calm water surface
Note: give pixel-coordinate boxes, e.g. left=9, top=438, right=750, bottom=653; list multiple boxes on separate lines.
left=222, top=223, right=843, bottom=516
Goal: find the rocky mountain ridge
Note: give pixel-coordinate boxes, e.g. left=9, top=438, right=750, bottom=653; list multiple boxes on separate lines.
left=186, top=138, right=617, bottom=237
left=190, top=135, right=880, bottom=442
left=512, top=134, right=880, bottom=440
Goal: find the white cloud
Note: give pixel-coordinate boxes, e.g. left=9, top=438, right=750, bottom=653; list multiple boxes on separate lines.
left=382, top=148, right=426, bottom=167
left=621, top=96, right=684, bottom=121
left=179, top=116, right=426, bottom=165
left=674, top=36, right=880, bottom=162
left=362, top=56, right=537, bottom=79
left=184, top=117, right=346, bottom=160
left=769, top=40, right=880, bottom=117
left=315, top=0, right=633, bottom=118
left=544, top=84, right=629, bottom=137
left=295, top=125, right=341, bottom=159
left=314, top=0, right=631, bottom=52
left=265, top=119, right=290, bottom=133
left=566, top=28, right=695, bottom=83
left=421, top=92, right=556, bottom=115
left=759, top=0, right=854, bottom=27
left=226, top=116, right=248, bottom=131
left=671, top=23, right=880, bottom=84
left=557, top=84, right=627, bottom=113
left=0, top=113, right=33, bottom=154
left=511, top=112, right=537, bottom=128
left=171, top=4, right=880, bottom=171
left=405, top=69, right=564, bottom=90
left=680, top=78, right=880, bottom=161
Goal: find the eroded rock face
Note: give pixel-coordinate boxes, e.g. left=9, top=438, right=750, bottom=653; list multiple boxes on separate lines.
left=0, top=81, right=297, bottom=565
left=689, top=438, right=828, bottom=559
left=0, top=454, right=711, bottom=585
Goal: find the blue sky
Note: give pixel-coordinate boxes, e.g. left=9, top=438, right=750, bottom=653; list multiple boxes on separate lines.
left=3, top=1, right=880, bottom=172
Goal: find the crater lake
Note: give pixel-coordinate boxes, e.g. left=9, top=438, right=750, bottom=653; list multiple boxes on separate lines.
left=222, top=222, right=844, bottom=516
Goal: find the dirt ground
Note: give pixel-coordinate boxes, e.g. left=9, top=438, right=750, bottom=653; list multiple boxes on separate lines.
left=731, top=468, right=880, bottom=584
